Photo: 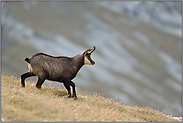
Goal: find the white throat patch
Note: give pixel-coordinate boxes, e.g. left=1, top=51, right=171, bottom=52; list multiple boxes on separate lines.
left=84, top=56, right=92, bottom=65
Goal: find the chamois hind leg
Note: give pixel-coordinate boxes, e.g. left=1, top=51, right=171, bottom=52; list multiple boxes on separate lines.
left=36, top=77, right=46, bottom=89
left=21, top=72, right=35, bottom=87
left=63, top=82, right=71, bottom=98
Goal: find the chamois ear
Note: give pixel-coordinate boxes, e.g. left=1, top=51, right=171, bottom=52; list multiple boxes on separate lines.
left=83, top=48, right=92, bottom=54
left=90, top=46, right=96, bottom=54
left=83, top=46, right=96, bottom=54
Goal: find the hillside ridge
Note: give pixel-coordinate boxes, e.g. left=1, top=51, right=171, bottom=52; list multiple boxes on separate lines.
left=1, top=74, right=181, bottom=122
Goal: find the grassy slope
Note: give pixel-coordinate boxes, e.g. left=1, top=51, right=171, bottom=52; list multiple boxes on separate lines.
left=1, top=74, right=180, bottom=122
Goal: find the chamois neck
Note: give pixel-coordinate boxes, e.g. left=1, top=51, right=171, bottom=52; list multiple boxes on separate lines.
left=73, top=53, right=84, bottom=69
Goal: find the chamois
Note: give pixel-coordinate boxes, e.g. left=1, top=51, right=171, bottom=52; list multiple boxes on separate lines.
left=21, top=46, right=96, bottom=99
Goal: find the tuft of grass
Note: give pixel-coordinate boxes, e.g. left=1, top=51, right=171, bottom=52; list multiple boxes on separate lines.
left=1, top=73, right=181, bottom=122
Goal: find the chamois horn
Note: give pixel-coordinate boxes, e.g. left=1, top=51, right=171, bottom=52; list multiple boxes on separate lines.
left=90, top=46, right=96, bottom=54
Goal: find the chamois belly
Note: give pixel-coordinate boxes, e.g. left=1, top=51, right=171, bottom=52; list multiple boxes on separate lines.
left=46, top=69, right=77, bottom=82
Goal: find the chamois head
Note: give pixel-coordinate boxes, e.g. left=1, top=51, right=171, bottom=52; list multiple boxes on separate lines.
left=83, top=46, right=96, bottom=65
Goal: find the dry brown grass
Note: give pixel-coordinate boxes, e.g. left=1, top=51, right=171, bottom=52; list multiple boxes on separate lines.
left=1, top=73, right=180, bottom=122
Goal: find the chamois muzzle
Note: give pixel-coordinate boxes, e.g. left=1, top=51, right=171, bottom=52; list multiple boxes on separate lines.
left=90, top=46, right=96, bottom=65
left=91, top=61, right=95, bottom=65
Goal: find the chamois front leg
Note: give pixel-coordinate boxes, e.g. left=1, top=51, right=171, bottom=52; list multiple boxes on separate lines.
left=69, top=81, right=77, bottom=100
left=63, top=82, right=72, bottom=98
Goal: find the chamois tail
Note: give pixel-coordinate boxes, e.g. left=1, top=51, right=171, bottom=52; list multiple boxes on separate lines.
left=24, top=58, right=30, bottom=63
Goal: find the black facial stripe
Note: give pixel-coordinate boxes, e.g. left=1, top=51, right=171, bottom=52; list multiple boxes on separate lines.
left=86, top=54, right=94, bottom=63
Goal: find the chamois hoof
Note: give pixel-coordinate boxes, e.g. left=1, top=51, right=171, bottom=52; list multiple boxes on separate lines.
left=21, top=85, right=25, bottom=88
left=36, top=85, right=41, bottom=89
left=68, top=95, right=77, bottom=100
left=68, top=95, right=72, bottom=98
left=73, top=94, right=77, bottom=100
